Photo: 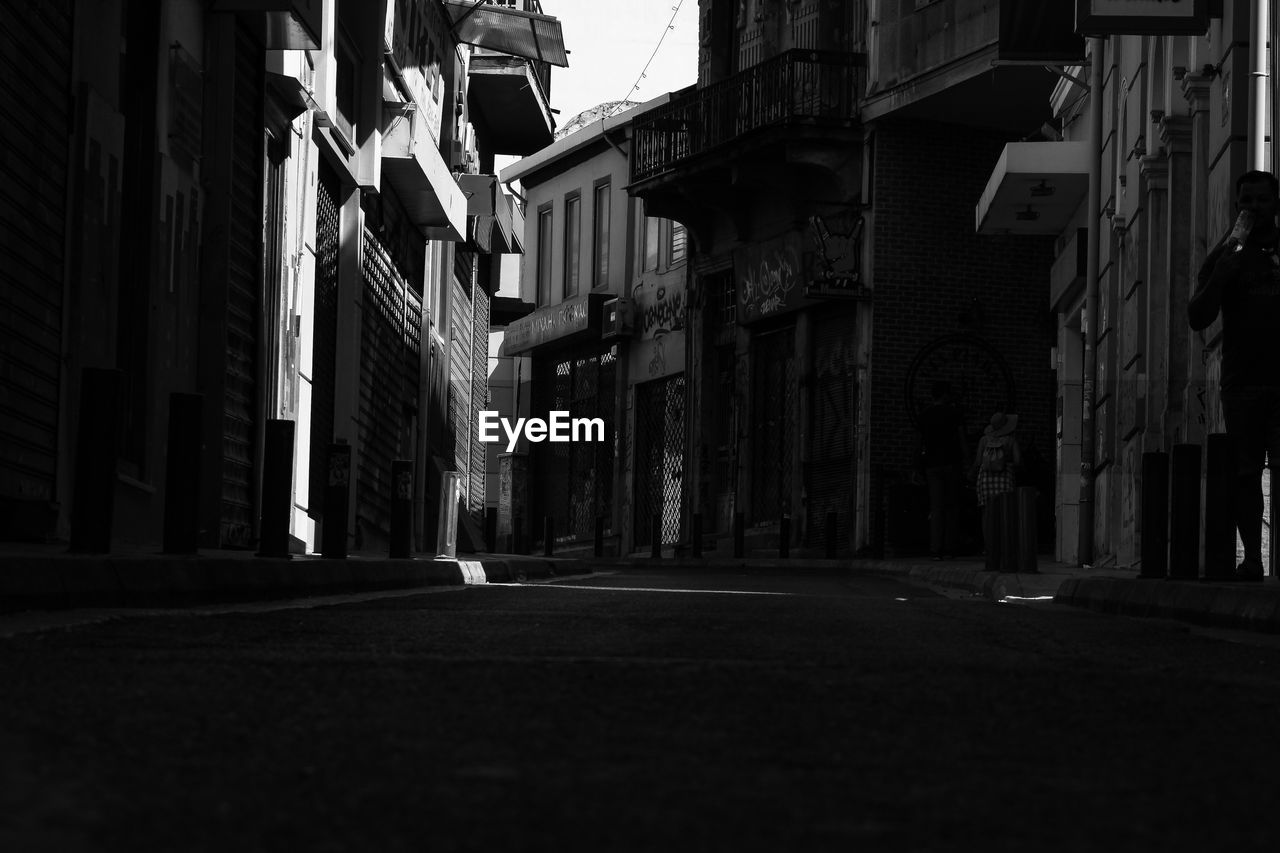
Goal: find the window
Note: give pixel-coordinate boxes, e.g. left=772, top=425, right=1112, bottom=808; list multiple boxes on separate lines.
left=719, top=270, right=736, bottom=328
left=334, top=25, right=359, bottom=145
left=564, top=193, right=581, bottom=297
left=537, top=203, right=553, bottom=305
left=642, top=215, right=660, bottom=272
left=593, top=181, right=610, bottom=288
left=668, top=220, right=687, bottom=266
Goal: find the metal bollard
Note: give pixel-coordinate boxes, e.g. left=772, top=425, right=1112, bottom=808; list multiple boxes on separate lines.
left=70, top=368, right=124, bottom=554
left=436, top=471, right=460, bottom=558
left=543, top=516, right=554, bottom=557
left=594, top=515, right=605, bottom=557
left=162, top=393, right=202, bottom=554
left=825, top=510, right=838, bottom=559
left=257, top=419, right=295, bottom=558
left=1016, top=486, right=1038, bottom=573
left=1169, top=444, right=1202, bottom=580
left=321, top=443, right=351, bottom=558
left=779, top=513, right=790, bottom=559
left=1204, top=434, right=1236, bottom=580
left=390, top=460, right=412, bottom=558
left=691, top=513, right=703, bottom=558
left=1139, top=451, right=1170, bottom=579
left=733, top=511, right=745, bottom=558
left=651, top=512, right=662, bottom=559
left=999, top=492, right=1018, bottom=573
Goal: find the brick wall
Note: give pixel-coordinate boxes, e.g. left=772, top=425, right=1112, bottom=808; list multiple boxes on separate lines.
left=868, top=119, right=1056, bottom=554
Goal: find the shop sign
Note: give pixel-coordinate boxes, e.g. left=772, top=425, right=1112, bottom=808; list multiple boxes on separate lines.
left=1075, top=0, right=1210, bottom=36
left=505, top=292, right=601, bottom=353
left=385, top=0, right=446, bottom=144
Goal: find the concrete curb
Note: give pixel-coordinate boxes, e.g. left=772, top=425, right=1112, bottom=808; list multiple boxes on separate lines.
left=1054, top=576, right=1280, bottom=634
left=0, top=552, right=592, bottom=611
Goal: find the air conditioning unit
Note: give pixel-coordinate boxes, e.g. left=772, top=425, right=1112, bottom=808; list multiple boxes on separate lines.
left=602, top=297, right=635, bottom=340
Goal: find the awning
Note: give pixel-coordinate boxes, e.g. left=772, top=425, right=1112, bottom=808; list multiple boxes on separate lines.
left=491, top=295, right=535, bottom=327
left=443, top=0, right=569, bottom=67
left=975, top=141, right=1090, bottom=235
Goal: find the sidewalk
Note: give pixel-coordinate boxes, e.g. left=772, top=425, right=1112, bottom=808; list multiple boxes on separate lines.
left=859, top=555, right=1280, bottom=635
left=3, top=545, right=1280, bottom=635
left=595, top=552, right=1280, bottom=635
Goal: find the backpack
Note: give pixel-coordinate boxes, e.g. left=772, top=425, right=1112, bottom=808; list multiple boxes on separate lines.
left=982, top=436, right=1011, bottom=473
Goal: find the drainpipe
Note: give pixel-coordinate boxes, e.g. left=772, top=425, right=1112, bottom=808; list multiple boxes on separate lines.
left=1250, top=0, right=1270, bottom=169
left=1078, top=37, right=1105, bottom=567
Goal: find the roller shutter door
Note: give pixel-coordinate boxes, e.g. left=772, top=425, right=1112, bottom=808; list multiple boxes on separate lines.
left=808, top=305, right=857, bottom=553
left=219, top=22, right=264, bottom=547
left=0, top=1, right=72, bottom=516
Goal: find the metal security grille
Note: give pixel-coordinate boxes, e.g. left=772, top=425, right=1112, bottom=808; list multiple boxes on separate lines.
left=220, top=22, right=264, bottom=547
left=0, top=0, right=71, bottom=513
left=308, top=163, right=340, bottom=518
left=531, top=348, right=617, bottom=544
left=751, top=326, right=796, bottom=525
left=357, top=226, right=421, bottom=540
left=634, top=374, right=686, bottom=549
left=809, top=306, right=857, bottom=552
left=469, top=283, right=489, bottom=529
left=448, top=268, right=473, bottom=507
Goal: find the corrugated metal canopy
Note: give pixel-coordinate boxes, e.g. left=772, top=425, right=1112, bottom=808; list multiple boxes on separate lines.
left=443, top=1, right=569, bottom=67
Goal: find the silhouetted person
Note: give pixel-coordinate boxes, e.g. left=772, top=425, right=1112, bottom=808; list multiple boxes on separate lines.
left=917, top=381, right=967, bottom=560
left=1189, top=169, right=1280, bottom=581
left=971, top=412, right=1020, bottom=571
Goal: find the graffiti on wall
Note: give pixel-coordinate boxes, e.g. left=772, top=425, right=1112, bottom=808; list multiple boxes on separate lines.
left=631, top=282, right=686, bottom=339
left=734, top=236, right=803, bottom=321
left=808, top=212, right=864, bottom=285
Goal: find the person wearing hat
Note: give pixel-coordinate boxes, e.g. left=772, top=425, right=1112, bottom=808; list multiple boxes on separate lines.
left=971, top=412, right=1021, bottom=570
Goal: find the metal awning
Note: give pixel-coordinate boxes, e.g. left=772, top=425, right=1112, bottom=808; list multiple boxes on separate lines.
left=443, top=1, right=569, bottom=67
left=975, top=141, right=1091, bottom=235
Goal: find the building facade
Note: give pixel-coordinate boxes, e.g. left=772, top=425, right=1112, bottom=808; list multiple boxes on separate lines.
left=978, top=0, right=1279, bottom=569
left=497, top=99, right=691, bottom=556
left=0, top=0, right=560, bottom=555
left=627, top=0, right=1062, bottom=557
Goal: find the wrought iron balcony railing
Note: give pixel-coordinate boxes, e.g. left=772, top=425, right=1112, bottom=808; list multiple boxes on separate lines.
left=631, top=50, right=864, bottom=183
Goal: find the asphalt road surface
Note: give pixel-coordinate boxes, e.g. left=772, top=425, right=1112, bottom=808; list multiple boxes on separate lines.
left=3, top=568, right=1280, bottom=851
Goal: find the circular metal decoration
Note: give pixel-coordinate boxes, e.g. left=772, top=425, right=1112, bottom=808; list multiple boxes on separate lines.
left=904, top=334, right=1017, bottom=436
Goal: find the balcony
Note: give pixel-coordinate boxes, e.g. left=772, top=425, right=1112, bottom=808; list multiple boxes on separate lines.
left=212, top=0, right=321, bottom=49
left=449, top=0, right=564, bottom=155
left=381, top=107, right=467, bottom=241
left=467, top=49, right=554, bottom=155
left=630, top=50, right=864, bottom=185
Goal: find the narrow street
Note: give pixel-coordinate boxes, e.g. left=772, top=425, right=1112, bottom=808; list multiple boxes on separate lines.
left=3, top=569, right=1278, bottom=851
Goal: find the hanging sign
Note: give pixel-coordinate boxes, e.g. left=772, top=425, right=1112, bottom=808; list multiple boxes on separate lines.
left=1075, top=0, right=1210, bottom=36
